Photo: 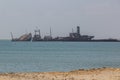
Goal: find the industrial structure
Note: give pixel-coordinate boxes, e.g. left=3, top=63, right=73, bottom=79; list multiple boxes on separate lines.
left=32, top=29, right=42, bottom=41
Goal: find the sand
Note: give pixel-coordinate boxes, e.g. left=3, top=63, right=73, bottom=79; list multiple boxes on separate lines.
left=0, top=67, right=120, bottom=80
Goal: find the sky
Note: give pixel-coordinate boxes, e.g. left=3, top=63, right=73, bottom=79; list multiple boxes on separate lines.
left=0, top=0, right=120, bottom=39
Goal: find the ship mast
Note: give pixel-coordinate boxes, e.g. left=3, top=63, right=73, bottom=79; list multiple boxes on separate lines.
left=10, top=32, right=14, bottom=40
left=72, top=28, right=74, bottom=33
left=50, top=27, right=52, bottom=37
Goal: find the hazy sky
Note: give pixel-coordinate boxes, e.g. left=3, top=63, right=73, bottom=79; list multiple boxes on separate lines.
left=0, top=0, right=120, bottom=39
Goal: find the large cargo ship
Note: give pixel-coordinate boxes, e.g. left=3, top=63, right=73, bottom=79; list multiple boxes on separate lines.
left=11, top=26, right=120, bottom=42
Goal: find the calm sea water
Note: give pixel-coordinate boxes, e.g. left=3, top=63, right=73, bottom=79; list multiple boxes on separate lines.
left=0, top=40, right=120, bottom=72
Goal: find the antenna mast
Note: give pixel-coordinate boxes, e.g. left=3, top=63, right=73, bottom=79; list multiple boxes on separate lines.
left=10, top=32, right=14, bottom=40
left=50, top=27, right=52, bottom=37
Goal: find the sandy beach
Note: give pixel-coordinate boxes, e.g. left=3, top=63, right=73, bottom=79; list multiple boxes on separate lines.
left=0, top=67, right=120, bottom=80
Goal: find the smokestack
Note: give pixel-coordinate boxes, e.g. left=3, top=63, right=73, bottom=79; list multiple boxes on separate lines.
left=77, top=26, right=80, bottom=34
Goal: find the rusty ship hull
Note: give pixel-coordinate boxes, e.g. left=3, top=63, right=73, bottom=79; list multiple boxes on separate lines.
left=11, top=33, right=32, bottom=41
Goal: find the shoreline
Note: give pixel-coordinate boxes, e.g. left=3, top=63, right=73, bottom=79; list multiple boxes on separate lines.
left=0, top=67, right=120, bottom=80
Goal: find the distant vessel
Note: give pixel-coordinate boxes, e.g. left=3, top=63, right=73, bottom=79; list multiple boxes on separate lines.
left=11, top=26, right=120, bottom=42
left=11, top=32, right=32, bottom=41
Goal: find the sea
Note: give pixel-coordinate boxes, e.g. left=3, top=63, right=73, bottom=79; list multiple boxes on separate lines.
left=0, top=40, right=120, bottom=72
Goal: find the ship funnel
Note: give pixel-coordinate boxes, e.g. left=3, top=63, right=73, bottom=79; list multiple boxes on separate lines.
left=77, top=26, right=80, bottom=34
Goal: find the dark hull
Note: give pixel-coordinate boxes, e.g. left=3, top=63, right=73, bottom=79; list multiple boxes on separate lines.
left=32, top=39, right=120, bottom=42
left=12, top=38, right=32, bottom=42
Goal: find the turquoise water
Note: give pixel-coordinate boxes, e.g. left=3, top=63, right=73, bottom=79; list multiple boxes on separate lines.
left=0, top=40, right=120, bottom=72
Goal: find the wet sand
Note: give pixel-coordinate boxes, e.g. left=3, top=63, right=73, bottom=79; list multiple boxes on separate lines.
left=0, top=67, right=120, bottom=80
